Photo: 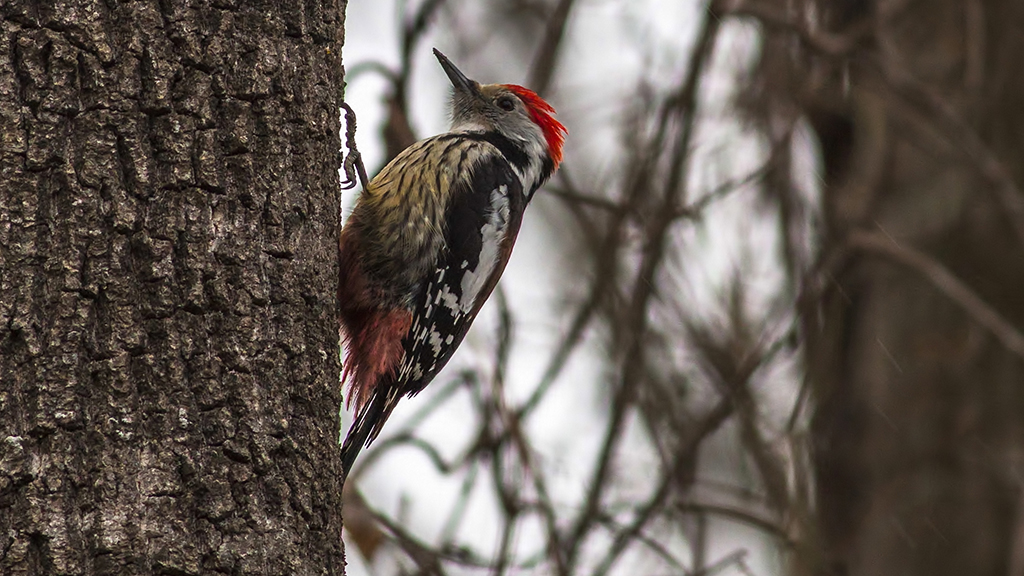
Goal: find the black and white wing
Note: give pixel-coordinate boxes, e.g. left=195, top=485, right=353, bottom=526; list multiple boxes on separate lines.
left=397, top=153, right=527, bottom=396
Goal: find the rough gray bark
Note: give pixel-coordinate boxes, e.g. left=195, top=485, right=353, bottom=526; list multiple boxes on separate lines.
left=0, top=1, right=348, bottom=574
left=766, top=1, right=1024, bottom=574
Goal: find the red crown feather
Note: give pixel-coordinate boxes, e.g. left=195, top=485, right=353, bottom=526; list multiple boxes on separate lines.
left=503, top=85, right=567, bottom=168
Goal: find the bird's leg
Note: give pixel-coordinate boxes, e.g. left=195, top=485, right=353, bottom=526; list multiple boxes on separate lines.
left=341, top=102, right=370, bottom=191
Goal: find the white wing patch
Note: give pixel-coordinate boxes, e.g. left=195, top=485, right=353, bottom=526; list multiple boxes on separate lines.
left=460, top=185, right=510, bottom=311
left=395, top=184, right=514, bottom=389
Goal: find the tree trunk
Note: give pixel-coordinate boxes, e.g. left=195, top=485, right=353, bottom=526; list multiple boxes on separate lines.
left=800, top=1, right=1024, bottom=574
left=0, top=1, right=348, bottom=574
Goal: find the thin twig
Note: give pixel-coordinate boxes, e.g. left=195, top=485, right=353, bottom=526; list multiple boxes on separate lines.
left=720, top=0, right=871, bottom=56
left=676, top=503, right=793, bottom=546
left=526, top=0, right=577, bottom=95
left=592, top=399, right=734, bottom=575
left=564, top=10, right=723, bottom=571
left=873, top=55, right=1024, bottom=250
left=847, top=230, right=1024, bottom=361
left=594, top=514, right=690, bottom=572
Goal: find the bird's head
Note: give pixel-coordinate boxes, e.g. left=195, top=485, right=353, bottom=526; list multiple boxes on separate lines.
left=433, top=48, right=567, bottom=170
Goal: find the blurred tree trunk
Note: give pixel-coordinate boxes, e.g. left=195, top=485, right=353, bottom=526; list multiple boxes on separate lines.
left=0, top=1, right=348, bottom=574
left=786, top=0, right=1024, bottom=574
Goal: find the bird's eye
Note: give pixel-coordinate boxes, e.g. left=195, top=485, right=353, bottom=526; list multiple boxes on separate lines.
left=496, top=96, right=515, bottom=111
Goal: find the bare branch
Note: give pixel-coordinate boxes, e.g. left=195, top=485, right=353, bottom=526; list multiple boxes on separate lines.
left=720, top=0, right=871, bottom=56
left=564, top=10, right=724, bottom=571
left=676, top=503, right=793, bottom=545
left=526, top=0, right=577, bottom=95
left=593, top=399, right=735, bottom=575
left=846, top=230, right=1024, bottom=361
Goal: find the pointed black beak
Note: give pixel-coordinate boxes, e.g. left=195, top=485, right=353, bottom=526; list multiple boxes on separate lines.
left=433, top=48, right=478, bottom=96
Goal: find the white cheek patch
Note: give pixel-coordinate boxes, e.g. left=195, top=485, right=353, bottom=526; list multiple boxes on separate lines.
left=460, top=185, right=510, bottom=312
left=511, top=126, right=547, bottom=195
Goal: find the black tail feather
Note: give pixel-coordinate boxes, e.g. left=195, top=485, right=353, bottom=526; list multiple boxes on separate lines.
left=340, top=390, right=388, bottom=480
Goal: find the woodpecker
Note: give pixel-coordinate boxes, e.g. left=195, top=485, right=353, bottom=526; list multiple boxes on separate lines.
left=338, top=49, right=566, bottom=476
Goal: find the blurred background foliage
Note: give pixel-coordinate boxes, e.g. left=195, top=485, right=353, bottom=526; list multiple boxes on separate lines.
left=340, top=1, right=1024, bottom=575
